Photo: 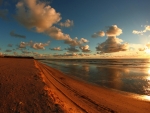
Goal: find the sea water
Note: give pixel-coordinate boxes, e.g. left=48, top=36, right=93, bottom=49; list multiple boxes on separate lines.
left=39, top=59, right=150, bottom=98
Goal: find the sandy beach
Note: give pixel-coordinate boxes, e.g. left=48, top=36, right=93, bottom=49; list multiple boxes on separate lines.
left=0, top=58, right=63, bottom=113
left=0, top=58, right=150, bottom=113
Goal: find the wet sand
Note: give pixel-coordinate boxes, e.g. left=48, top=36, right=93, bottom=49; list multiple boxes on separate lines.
left=36, top=61, right=150, bottom=113
left=0, top=58, right=150, bottom=113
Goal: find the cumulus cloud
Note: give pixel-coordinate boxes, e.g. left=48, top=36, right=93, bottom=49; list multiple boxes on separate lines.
left=10, top=31, right=26, bottom=38
left=59, top=19, right=74, bottom=27
left=96, top=25, right=129, bottom=53
left=14, top=0, right=90, bottom=48
left=106, top=25, right=122, bottom=36
left=91, top=31, right=105, bottom=38
left=0, top=9, right=8, bottom=20
left=64, top=37, right=89, bottom=46
left=96, top=36, right=129, bottom=53
left=45, top=26, right=70, bottom=40
left=65, top=46, right=79, bottom=52
left=15, top=0, right=61, bottom=33
left=18, top=40, right=50, bottom=50
left=8, top=44, right=13, bottom=47
left=32, top=41, right=50, bottom=50
left=133, top=25, right=150, bottom=35
left=19, top=42, right=28, bottom=48
left=51, top=46, right=61, bottom=51
left=80, top=45, right=91, bottom=52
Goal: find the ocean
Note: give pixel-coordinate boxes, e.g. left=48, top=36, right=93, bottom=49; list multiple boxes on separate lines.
left=39, top=59, right=150, bottom=98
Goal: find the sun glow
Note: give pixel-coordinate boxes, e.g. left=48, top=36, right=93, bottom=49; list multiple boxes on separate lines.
left=145, top=49, right=150, bottom=54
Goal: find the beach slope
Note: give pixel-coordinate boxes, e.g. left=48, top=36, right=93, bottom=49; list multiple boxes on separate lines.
left=36, top=60, right=150, bottom=113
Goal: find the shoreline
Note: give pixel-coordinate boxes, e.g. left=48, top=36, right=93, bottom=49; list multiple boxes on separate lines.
left=0, top=58, right=150, bottom=113
left=36, top=60, right=150, bottom=113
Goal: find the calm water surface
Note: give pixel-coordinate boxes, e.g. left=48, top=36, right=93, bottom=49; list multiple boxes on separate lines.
left=39, top=59, right=150, bottom=100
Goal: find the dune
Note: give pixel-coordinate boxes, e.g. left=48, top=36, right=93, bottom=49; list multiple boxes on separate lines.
left=0, top=58, right=150, bottom=113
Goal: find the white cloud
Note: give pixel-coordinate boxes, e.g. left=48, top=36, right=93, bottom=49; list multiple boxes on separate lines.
left=106, top=25, right=122, bottom=36
left=133, top=25, right=150, bottom=35
left=59, top=19, right=74, bottom=27
left=132, top=30, right=143, bottom=35
left=91, top=31, right=105, bottom=38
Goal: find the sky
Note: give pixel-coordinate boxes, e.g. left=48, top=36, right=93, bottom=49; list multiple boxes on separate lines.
left=1, top=0, right=150, bottom=58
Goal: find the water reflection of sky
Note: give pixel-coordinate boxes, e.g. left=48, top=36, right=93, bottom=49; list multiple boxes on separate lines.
left=41, top=60, right=150, bottom=98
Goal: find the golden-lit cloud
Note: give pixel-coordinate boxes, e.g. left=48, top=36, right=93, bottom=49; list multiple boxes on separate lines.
left=15, top=0, right=61, bottom=32
left=64, top=37, right=89, bottom=46
left=96, top=36, right=129, bottom=53
left=91, top=31, right=105, bottom=38
left=96, top=25, right=129, bottom=53
left=45, top=26, right=70, bottom=40
left=19, top=42, right=28, bottom=48
left=14, top=0, right=90, bottom=48
left=106, top=25, right=122, bottom=36
left=59, top=19, right=74, bottom=27
left=19, top=41, right=50, bottom=50
left=80, top=45, right=91, bottom=52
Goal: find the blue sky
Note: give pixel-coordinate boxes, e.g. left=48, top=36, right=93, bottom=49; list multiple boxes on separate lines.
left=1, top=0, right=150, bottom=58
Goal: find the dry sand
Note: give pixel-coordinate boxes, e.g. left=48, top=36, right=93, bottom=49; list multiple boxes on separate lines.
left=0, top=58, right=63, bottom=113
left=0, top=58, right=150, bottom=113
